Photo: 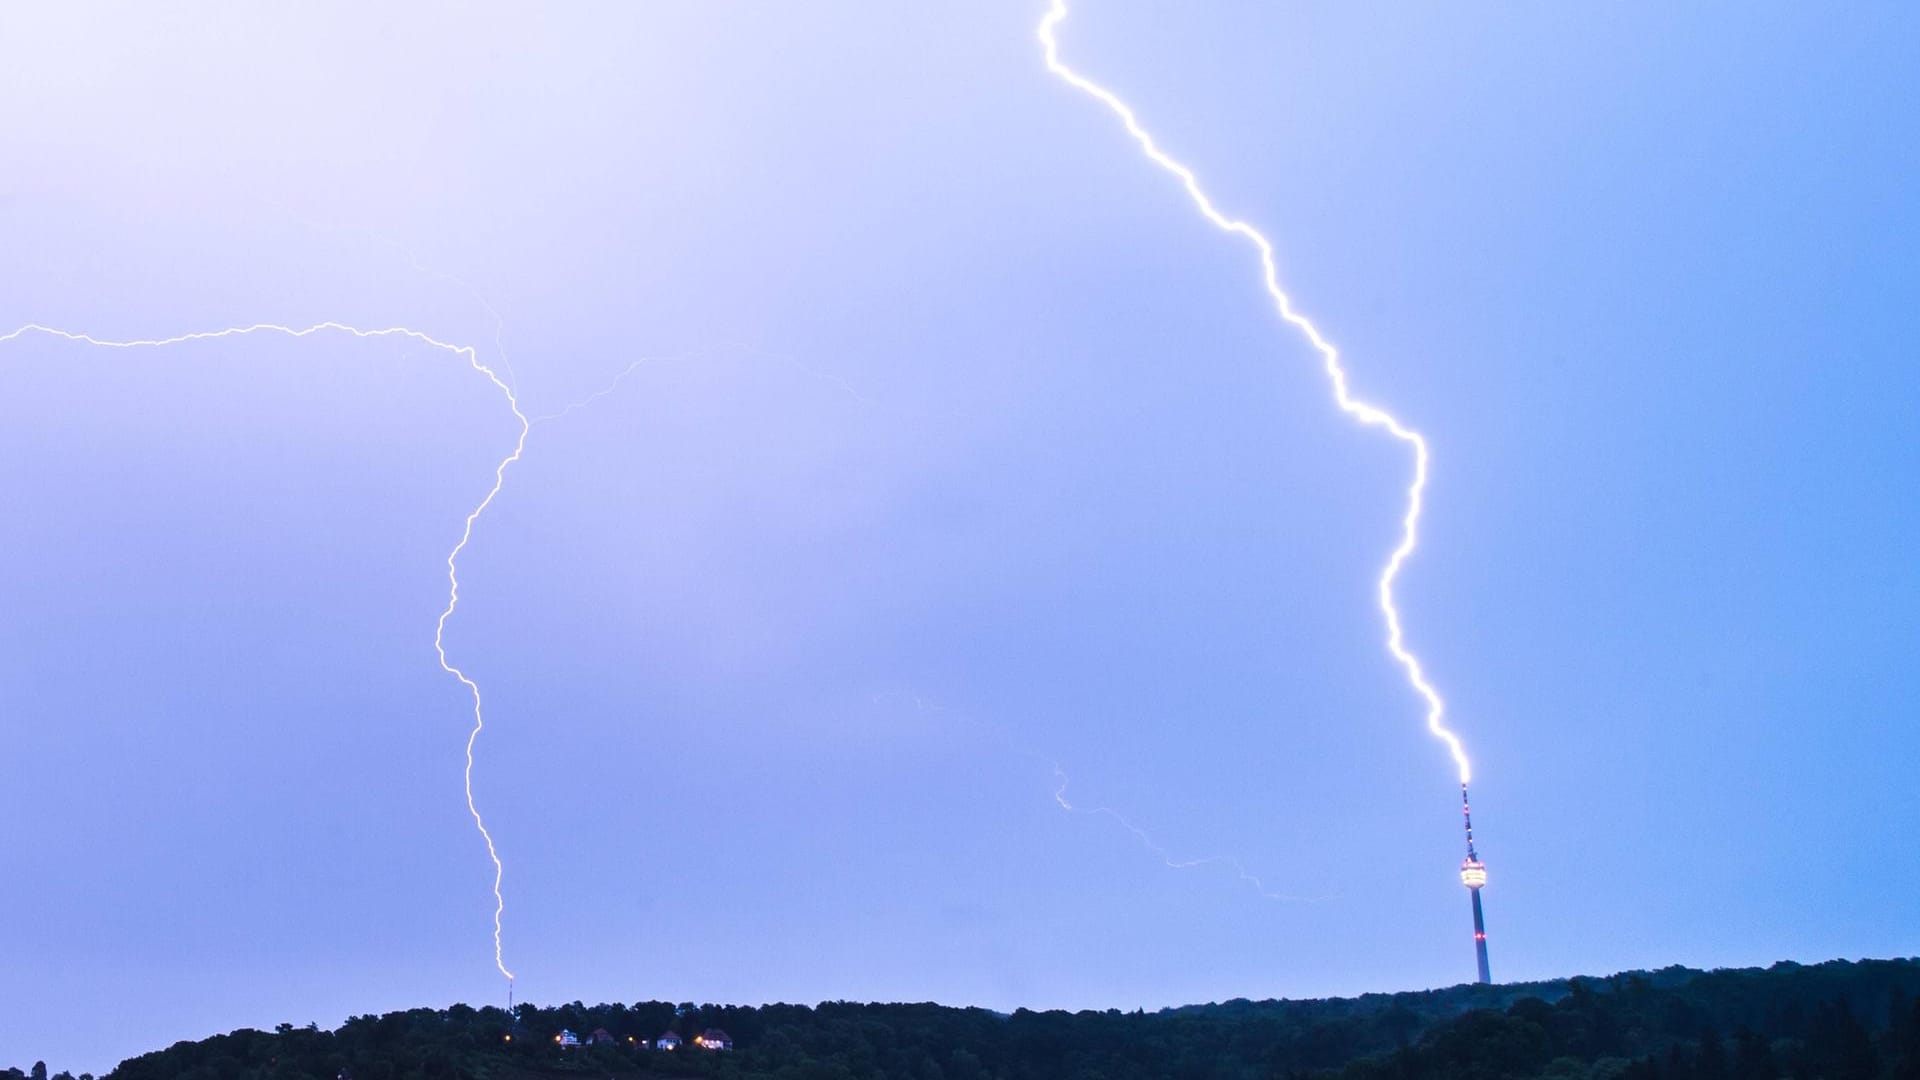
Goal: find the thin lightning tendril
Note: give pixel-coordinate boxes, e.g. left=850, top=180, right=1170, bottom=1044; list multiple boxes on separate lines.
left=1038, top=2, right=1470, bottom=785
left=1, top=321, right=525, bottom=984
left=1050, top=768, right=1333, bottom=903
left=529, top=358, right=662, bottom=425
left=528, top=341, right=877, bottom=428
left=871, top=692, right=1329, bottom=903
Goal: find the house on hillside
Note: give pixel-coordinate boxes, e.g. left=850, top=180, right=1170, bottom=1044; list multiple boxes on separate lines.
left=587, top=1028, right=618, bottom=1045
left=655, top=1031, right=682, bottom=1051
left=555, top=1029, right=580, bottom=1048
left=696, top=1028, right=734, bottom=1051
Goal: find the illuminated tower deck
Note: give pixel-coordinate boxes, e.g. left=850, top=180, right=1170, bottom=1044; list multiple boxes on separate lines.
left=1459, top=783, right=1491, bottom=984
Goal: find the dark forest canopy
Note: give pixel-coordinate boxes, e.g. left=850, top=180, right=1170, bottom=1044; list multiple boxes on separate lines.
left=19, top=957, right=1920, bottom=1080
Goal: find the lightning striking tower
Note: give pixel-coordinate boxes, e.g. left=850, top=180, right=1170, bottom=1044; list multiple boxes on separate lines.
left=1038, top=1, right=1491, bottom=983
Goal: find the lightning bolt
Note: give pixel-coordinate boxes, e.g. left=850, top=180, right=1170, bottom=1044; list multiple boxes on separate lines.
left=1, top=321, right=525, bottom=985
left=1038, top=2, right=1472, bottom=789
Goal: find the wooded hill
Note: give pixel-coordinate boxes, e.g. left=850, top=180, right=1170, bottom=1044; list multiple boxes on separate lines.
left=18, top=957, right=1920, bottom=1080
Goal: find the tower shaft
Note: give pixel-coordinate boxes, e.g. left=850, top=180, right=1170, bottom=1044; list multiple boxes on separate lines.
left=1470, top=883, right=1491, bottom=984
left=1460, top=781, right=1491, bottom=985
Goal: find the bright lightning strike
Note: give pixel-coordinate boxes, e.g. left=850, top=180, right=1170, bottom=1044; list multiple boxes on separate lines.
left=1038, top=2, right=1472, bottom=786
left=1, top=321, right=526, bottom=986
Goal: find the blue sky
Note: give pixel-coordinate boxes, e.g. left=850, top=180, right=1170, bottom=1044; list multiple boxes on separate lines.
left=3, top=2, right=1916, bottom=1072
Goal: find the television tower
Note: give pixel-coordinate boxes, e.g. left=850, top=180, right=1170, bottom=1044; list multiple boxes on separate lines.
left=1458, top=783, right=1491, bottom=984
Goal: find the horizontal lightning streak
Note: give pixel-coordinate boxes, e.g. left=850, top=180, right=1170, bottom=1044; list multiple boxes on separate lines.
left=254, top=195, right=525, bottom=397
left=1, top=321, right=526, bottom=984
left=1038, top=2, right=1471, bottom=785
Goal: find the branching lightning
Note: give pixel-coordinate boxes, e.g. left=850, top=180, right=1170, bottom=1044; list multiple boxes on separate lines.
left=529, top=358, right=664, bottom=425
left=1050, top=767, right=1333, bottom=903
left=871, top=691, right=1329, bottom=903
left=1038, top=2, right=1470, bottom=785
left=1, top=321, right=525, bottom=986
left=528, top=340, right=880, bottom=428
